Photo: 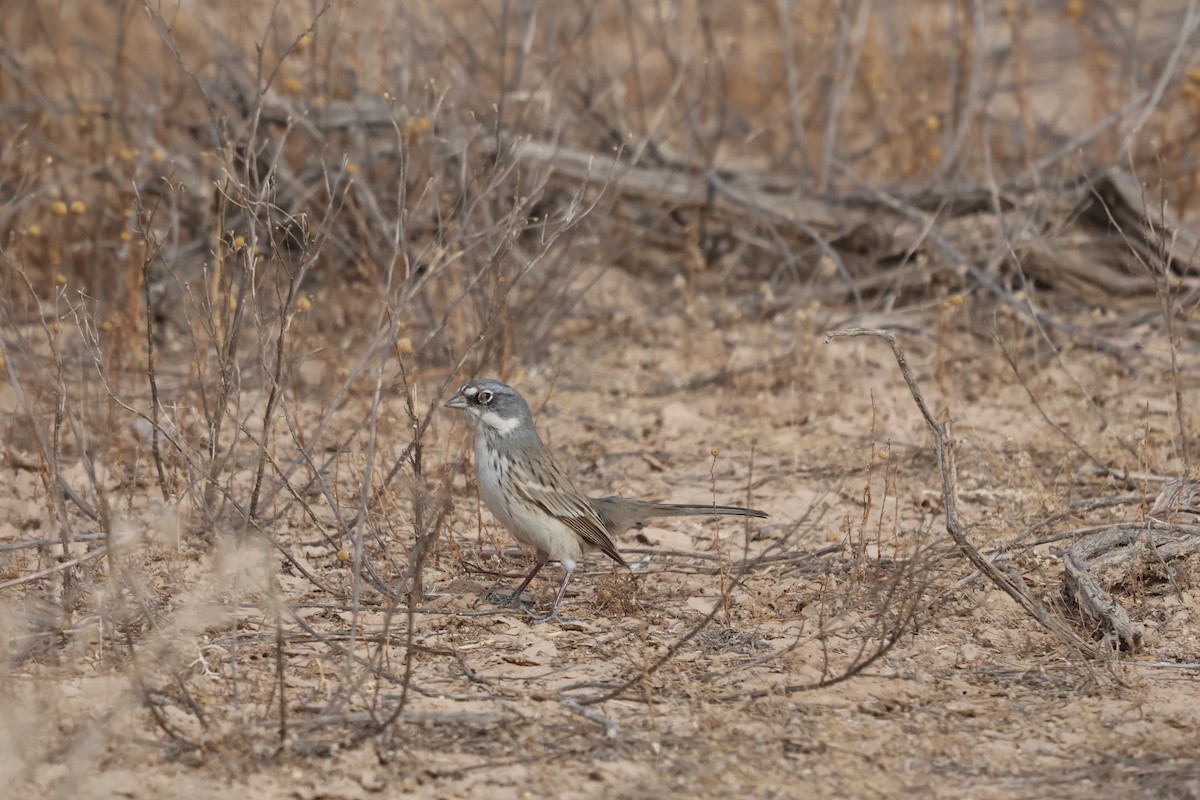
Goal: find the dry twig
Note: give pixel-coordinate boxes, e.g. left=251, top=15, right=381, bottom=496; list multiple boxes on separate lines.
left=826, top=327, right=1099, bottom=657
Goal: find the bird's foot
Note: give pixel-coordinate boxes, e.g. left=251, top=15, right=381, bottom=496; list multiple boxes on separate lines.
left=523, top=607, right=577, bottom=626
left=485, top=588, right=529, bottom=608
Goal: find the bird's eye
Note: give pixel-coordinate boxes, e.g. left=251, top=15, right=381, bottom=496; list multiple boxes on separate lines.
left=478, top=390, right=493, bottom=405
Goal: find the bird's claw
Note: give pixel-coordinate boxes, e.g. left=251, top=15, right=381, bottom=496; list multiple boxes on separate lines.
left=523, top=607, right=575, bottom=625
left=485, top=588, right=528, bottom=608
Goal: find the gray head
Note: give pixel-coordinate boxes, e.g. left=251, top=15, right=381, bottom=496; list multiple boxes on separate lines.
left=444, top=379, right=539, bottom=441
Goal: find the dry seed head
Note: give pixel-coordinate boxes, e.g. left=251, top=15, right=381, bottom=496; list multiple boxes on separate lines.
left=336, top=550, right=351, bottom=562
left=70, top=200, right=85, bottom=215
left=295, top=297, right=312, bottom=312
left=710, top=447, right=720, bottom=458
left=51, top=201, right=68, bottom=217
left=27, top=224, right=41, bottom=237
left=150, top=148, right=167, bottom=163
left=396, top=336, right=413, bottom=355
left=1064, top=0, right=1084, bottom=20
left=405, top=117, right=432, bottom=140
left=281, top=76, right=303, bottom=94
left=119, top=231, right=131, bottom=242
left=232, top=235, right=246, bottom=248
left=54, top=274, right=68, bottom=286
left=295, top=32, right=313, bottom=54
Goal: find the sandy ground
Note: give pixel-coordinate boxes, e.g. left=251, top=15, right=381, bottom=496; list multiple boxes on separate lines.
left=3, top=267, right=1200, bottom=800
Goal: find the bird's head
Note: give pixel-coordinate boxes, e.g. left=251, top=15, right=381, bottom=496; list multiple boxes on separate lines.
left=444, top=379, right=536, bottom=439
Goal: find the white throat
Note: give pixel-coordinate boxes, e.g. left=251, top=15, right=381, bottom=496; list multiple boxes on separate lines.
left=479, top=409, right=522, bottom=437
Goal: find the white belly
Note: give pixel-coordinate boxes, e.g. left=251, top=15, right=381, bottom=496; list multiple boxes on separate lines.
left=474, top=438, right=584, bottom=569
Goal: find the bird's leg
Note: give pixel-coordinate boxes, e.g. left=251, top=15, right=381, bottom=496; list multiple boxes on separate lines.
left=548, top=565, right=575, bottom=615
left=526, top=564, right=575, bottom=624
left=495, top=553, right=548, bottom=607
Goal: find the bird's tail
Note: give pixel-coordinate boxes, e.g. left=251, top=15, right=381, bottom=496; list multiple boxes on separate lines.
left=635, top=502, right=768, bottom=519
left=591, top=496, right=768, bottom=536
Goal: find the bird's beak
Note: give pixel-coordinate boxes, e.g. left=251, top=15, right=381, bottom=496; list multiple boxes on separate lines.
left=444, top=390, right=468, bottom=410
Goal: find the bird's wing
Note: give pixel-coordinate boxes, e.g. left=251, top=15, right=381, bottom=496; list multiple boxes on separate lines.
left=513, top=458, right=627, bottom=567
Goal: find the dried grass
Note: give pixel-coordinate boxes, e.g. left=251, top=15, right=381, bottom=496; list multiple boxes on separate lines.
left=2, top=1, right=1200, bottom=798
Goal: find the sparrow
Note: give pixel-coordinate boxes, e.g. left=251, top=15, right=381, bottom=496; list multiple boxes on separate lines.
left=445, top=379, right=767, bottom=617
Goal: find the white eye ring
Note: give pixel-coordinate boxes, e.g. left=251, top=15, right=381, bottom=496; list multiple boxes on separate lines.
left=478, top=390, right=493, bottom=405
